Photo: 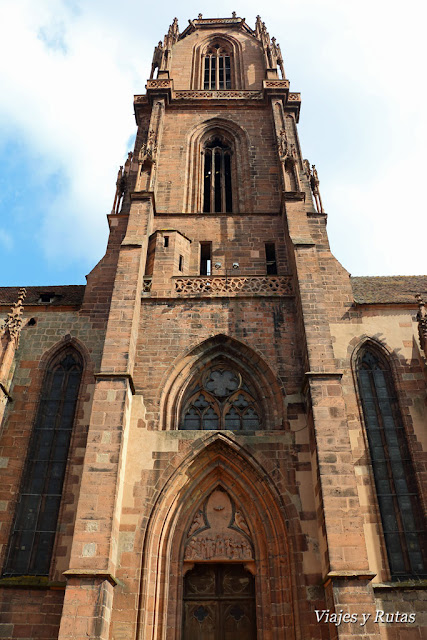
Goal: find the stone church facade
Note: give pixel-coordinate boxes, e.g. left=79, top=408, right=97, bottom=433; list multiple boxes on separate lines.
left=0, top=14, right=426, bottom=640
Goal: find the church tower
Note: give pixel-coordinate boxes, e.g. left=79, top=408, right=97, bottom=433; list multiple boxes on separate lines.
left=0, top=14, right=426, bottom=640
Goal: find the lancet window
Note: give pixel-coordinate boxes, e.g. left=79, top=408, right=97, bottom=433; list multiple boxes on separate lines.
left=203, top=44, right=232, bottom=90
left=4, top=349, right=83, bottom=576
left=203, top=137, right=232, bottom=213
left=180, top=365, right=261, bottom=431
left=356, top=347, right=426, bottom=579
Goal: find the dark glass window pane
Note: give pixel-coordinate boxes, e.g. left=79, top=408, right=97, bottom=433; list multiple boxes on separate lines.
left=32, top=532, right=56, bottom=575
left=202, top=407, right=219, bottom=430
left=225, top=57, right=231, bottom=88
left=219, top=56, right=224, bottom=88
left=204, top=57, right=210, bottom=89
left=15, top=494, right=41, bottom=530
left=242, top=408, right=260, bottom=430
left=25, top=461, right=46, bottom=494
left=210, top=56, right=216, bottom=88
left=183, top=408, right=201, bottom=430
left=39, top=495, right=62, bottom=531
left=224, top=407, right=241, bottom=430
left=357, top=348, right=426, bottom=578
left=4, top=349, right=82, bottom=576
left=8, top=531, right=34, bottom=574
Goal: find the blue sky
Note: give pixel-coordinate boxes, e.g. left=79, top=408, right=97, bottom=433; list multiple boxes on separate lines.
left=0, top=0, right=425, bottom=286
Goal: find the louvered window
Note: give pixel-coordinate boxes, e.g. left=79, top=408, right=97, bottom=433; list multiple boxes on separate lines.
left=203, top=138, right=232, bottom=213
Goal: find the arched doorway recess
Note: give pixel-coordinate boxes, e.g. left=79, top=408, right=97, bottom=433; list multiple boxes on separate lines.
left=137, top=435, right=298, bottom=640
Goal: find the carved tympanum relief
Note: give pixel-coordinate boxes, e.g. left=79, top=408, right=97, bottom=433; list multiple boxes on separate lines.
left=184, top=489, right=254, bottom=562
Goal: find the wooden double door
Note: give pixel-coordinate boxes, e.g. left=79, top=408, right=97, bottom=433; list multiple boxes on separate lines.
left=183, top=563, right=256, bottom=640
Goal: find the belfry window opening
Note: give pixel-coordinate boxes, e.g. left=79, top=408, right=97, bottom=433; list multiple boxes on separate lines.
left=203, top=44, right=232, bottom=90
left=203, top=137, right=232, bottom=213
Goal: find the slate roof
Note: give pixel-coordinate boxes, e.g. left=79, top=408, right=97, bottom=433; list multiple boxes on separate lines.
left=351, top=276, right=427, bottom=305
left=0, top=285, right=85, bottom=307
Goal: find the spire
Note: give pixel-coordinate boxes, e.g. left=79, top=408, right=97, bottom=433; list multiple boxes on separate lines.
left=254, top=16, right=285, bottom=78
left=150, top=18, right=180, bottom=78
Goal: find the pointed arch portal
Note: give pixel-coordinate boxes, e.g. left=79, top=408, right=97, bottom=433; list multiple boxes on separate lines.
left=138, top=435, right=297, bottom=640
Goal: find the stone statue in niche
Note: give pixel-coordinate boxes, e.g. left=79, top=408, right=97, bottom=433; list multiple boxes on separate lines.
left=277, top=128, right=301, bottom=192
left=184, top=488, right=254, bottom=562
left=139, top=130, right=157, bottom=166
left=137, top=129, right=158, bottom=191
left=277, top=129, right=288, bottom=159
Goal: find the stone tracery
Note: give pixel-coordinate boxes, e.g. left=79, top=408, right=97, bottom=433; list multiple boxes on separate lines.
left=180, top=364, right=261, bottom=431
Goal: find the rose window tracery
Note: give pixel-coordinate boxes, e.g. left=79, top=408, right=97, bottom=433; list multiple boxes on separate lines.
left=180, top=366, right=261, bottom=431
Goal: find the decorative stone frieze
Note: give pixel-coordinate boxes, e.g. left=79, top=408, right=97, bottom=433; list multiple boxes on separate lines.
left=263, top=79, right=289, bottom=88
left=146, top=79, right=173, bottom=89
left=174, top=90, right=263, bottom=100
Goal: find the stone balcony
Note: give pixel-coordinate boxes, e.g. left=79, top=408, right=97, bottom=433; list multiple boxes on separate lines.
left=142, top=275, right=293, bottom=298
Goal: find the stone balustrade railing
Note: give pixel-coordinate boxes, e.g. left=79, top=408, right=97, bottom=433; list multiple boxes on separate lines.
left=173, top=275, right=293, bottom=296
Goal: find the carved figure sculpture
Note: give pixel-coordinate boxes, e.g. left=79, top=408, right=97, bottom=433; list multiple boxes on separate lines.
left=416, top=294, right=427, bottom=356
left=184, top=489, right=254, bottom=561
left=304, top=160, right=324, bottom=213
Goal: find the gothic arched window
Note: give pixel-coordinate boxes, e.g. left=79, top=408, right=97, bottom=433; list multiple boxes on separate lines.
left=180, top=365, right=261, bottom=431
left=356, top=347, right=426, bottom=579
left=203, top=137, right=232, bottom=213
left=203, top=44, right=232, bottom=90
left=3, top=349, right=83, bottom=576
